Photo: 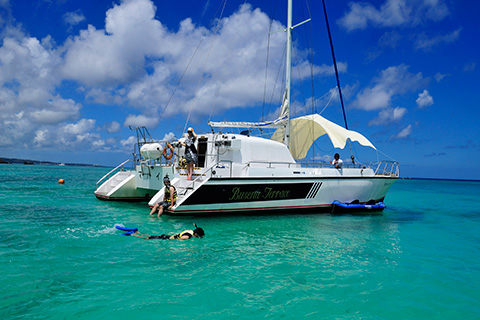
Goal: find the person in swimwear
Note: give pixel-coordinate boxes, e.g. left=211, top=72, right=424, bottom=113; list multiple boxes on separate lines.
left=127, top=225, right=205, bottom=240
left=149, top=175, right=177, bottom=217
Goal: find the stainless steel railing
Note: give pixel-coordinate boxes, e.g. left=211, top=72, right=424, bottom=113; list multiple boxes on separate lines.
left=95, top=159, right=130, bottom=188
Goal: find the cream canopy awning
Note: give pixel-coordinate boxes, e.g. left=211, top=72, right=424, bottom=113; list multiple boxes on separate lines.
left=271, top=114, right=376, bottom=159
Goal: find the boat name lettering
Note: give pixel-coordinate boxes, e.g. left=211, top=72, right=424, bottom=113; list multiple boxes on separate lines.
left=228, top=187, right=291, bottom=201
left=263, top=187, right=290, bottom=199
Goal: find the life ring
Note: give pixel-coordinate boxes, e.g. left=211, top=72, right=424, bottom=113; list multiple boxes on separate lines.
left=163, top=144, right=174, bottom=160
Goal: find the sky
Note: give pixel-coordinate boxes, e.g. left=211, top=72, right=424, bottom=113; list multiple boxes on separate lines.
left=0, top=0, right=478, bottom=180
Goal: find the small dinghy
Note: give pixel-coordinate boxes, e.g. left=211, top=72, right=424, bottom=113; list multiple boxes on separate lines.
left=331, top=200, right=386, bottom=213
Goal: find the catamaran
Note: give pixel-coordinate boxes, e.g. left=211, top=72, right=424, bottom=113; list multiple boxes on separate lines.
left=94, top=0, right=399, bottom=215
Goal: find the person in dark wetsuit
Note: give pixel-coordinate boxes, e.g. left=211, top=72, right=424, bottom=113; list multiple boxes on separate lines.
left=129, top=226, right=205, bottom=240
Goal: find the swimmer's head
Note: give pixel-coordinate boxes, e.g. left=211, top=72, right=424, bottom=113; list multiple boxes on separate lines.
left=193, top=223, right=205, bottom=238
left=193, top=227, right=205, bottom=238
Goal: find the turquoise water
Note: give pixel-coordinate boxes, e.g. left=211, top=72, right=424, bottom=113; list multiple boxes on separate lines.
left=1, top=164, right=479, bottom=319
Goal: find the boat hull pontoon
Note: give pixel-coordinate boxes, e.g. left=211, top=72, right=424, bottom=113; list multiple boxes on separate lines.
left=95, top=132, right=398, bottom=215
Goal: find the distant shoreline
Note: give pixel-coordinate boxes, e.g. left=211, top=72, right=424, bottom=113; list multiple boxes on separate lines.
left=0, top=157, right=104, bottom=167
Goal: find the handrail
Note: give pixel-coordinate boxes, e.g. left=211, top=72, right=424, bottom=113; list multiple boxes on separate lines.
left=371, top=161, right=399, bottom=177
left=96, top=159, right=130, bottom=187
left=186, top=160, right=234, bottom=190
left=246, top=160, right=299, bottom=168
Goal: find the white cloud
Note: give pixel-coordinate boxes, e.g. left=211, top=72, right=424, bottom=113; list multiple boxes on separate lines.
left=30, top=96, right=81, bottom=124
left=415, top=28, right=461, bottom=51
left=104, top=121, right=121, bottom=133
left=353, top=64, right=426, bottom=111
left=416, top=90, right=433, bottom=108
left=124, top=114, right=159, bottom=128
left=120, top=136, right=137, bottom=148
left=63, top=10, right=85, bottom=28
left=62, top=119, right=95, bottom=135
left=0, top=0, right=324, bottom=152
left=463, top=62, right=476, bottom=73
left=338, top=0, right=449, bottom=31
left=293, top=62, right=347, bottom=80
left=368, top=106, right=407, bottom=126
left=161, top=132, right=177, bottom=142
left=434, top=72, right=448, bottom=82
left=394, top=124, right=412, bottom=139
left=33, top=119, right=104, bottom=149
left=123, top=4, right=321, bottom=118
left=61, top=0, right=166, bottom=86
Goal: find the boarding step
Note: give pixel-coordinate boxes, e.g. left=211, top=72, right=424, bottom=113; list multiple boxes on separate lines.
left=148, top=176, right=210, bottom=208
left=96, top=171, right=134, bottom=195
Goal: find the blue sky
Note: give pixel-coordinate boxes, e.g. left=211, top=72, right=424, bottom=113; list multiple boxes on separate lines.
left=0, top=0, right=478, bottom=180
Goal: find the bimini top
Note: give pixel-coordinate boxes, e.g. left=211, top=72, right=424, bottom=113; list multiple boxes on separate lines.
left=271, top=114, right=376, bottom=159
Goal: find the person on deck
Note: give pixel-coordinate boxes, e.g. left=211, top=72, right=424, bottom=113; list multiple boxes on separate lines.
left=149, top=176, right=177, bottom=217
left=179, top=127, right=198, bottom=180
left=331, top=153, right=343, bottom=169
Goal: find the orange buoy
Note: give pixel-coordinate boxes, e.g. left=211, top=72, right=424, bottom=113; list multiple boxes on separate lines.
left=58, top=179, right=65, bottom=184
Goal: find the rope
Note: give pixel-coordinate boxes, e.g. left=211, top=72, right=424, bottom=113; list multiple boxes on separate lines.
left=262, top=0, right=279, bottom=122
left=159, top=36, right=205, bottom=120
left=267, top=42, right=287, bottom=119
left=321, top=0, right=354, bottom=163
left=317, top=87, right=337, bottom=115
left=185, top=0, right=228, bottom=134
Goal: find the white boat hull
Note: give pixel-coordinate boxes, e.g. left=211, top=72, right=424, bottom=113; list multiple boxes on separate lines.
left=168, top=176, right=396, bottom=215
left=94, top=132, right=399, bottom=215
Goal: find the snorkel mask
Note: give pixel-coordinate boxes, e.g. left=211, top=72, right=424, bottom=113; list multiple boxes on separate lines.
left=193, top=223, right=205, bottom=238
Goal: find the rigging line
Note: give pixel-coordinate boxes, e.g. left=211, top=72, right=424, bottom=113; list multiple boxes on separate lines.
left=267, top=41, right=287, bottom=119
left=263, top=32, right=271, bottom=122
left=300, top=0, right=317, bottom=157
left=159, top=36, right=206, bottom=120
left=300, top=0, right=315, bottom=113
left=262, top=0, right=279, bottom=122
left=293, top=45, right=307, bottom=118
left=187, top=0, right=228, bottom=134
left=321, top=0, right=347, bottom=130
left=375, top=148, right=398, bottom=162
left=302, top=87, right=336, bottom=112
left=162, top=0, right=227, bottom=122
left=321, top=0, right=355, bottom=163
left=317, top=87, right=337, bottom=115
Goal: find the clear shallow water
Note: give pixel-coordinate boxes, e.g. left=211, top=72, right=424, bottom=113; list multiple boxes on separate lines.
left=1, top=164, right=479, bottom=319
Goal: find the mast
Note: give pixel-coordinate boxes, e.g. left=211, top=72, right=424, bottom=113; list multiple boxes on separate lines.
left=284, top=0, right=293, bottom=147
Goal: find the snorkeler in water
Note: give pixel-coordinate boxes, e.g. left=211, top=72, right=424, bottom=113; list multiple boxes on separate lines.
left=116, top=224, right=204, bottom=240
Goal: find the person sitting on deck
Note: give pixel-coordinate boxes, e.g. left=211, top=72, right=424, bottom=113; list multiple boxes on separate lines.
left=149, top=175, right=177, bottom=217
left=330, top=153, right=343, bottom=169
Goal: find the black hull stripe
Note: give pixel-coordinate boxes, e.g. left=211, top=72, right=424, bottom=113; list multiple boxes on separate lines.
left=181, top=182, right=314, bottom=206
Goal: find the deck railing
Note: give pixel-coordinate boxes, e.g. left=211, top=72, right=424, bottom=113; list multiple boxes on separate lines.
left=371, top=161, right=399, bottom=177
left=95, top=159, right=130, bottom=188
left=246, top=161, right=300, bottom=168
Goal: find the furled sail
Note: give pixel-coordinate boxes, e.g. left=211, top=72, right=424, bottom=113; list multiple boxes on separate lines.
left=209, top=97, right=289, bottom=129
left=208, top=115, right=287, bottom=129
left=271, top=114, right=376, bottom=159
